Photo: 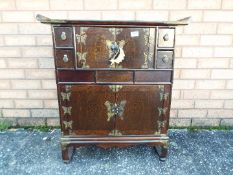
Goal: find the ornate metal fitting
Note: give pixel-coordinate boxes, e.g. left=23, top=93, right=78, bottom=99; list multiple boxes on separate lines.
left=109, top=129, right=122, bottom=136
left=63, top=120, right=73, bottom=129
left=61, top=92, right=71, bottom=101
left=105, top=100, right=126, bottom=121
left=108, top=28, right=123, bottom=36
left=154, top=131, right=161, bottom=135
left=76, top=32, right=87, bottom=45
left=65, top=85, right=72, bottom=92
left=159, top=92, right=169, bottom=101
left=159, top=85, right=165, bottom=92
left=63, top=54, right=69, bottom=63
left=61, top=142, right=70, bottom=150
left=108, top=85, right=123, bottom=92
left=62, top=106, right=72, bottom=115
left=157, top=120, right=167, bottom=128
left=106, top=40, right=126, bottom=66
left=161, top=140, right=169, bottom=148
left=77, top=52, right=89, bottom=68
left=60, top=32, right=66, bottom=40
left=158, top=107, right=167, bottom=116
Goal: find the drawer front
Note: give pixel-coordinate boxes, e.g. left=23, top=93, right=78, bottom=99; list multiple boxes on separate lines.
left=158, top=28, right=174, bottom=48
left=115, top=85, right=171, bottom=136
left=75, top=27, right=155, bottom=69
left=156, top=51, right=173, bottom=69
left=58, top=85, right=115, bottom=136
left=54, top=27, right=74, bottom=48
left=55, top=49, right=75, bottom=69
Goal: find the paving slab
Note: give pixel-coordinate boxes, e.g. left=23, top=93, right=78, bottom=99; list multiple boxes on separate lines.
left=0, top=129, right=233, bottom=175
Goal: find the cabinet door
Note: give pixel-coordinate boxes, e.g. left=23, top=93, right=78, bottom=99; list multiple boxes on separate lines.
left=75, top=27, right=155, bottom=69
left=115, top=28, right=155, bottom=69
left=58, top=85, right=115, bottom=136
left=114, top=85, right=171, bottom=136
left=75, top=27, right=114, bottom=68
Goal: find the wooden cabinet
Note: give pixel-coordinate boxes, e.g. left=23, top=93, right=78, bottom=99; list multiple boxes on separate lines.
left=37, top=14, right=190, bottom=163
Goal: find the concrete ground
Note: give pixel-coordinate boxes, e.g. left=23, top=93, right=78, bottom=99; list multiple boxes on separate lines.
left=0, top=129, right=233, bottom=175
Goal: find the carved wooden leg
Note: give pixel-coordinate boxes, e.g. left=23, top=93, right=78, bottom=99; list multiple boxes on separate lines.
left=154, top=141, right=168, bottom=161
left=61, top=143, right=74, bottom=163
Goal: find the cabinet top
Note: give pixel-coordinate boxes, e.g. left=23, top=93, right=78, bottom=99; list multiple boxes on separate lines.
left=36, top=14, right=190, bottom=27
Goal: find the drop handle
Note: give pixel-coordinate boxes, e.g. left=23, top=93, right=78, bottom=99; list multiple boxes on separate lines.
left=63, top=54, right=69, bottom=63
left=162, top=55, right=169, bottom=63
left=60, top=32, right=67, bottom=40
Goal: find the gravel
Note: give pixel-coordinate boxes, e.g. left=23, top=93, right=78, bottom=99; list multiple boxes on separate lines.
left=0, top=129, right=233, bottom=175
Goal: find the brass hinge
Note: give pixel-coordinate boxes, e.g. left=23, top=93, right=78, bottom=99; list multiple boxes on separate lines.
left=105, top=100, right=126, bottom=121
left=62, top=106, right=72, bottom=115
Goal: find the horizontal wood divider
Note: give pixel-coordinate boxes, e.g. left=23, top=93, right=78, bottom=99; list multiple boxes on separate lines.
left=57, top=70, right=172, bottom=84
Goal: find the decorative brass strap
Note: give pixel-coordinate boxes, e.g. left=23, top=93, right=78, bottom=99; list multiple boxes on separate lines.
left=63, top=120, right=73, bottom=129
left=104, top=100, right=126, bottom=121
left=62, top=106, right=72, bottom=115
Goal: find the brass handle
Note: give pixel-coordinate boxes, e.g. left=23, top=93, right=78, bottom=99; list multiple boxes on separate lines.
left=163, top=33, right=169, bottom=41
left=63, top=54, right=69, bottom=63
left=162, top=55, right=169, bottom=63
left=61, top=32, right=67, bottom=40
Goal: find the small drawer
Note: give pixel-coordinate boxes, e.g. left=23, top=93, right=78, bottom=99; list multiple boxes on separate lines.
left=156, top=51, right=173, bottom=69
left=54, top=27, right=73, bottom=47
left=158, top=28, right=174, bottom=48
left=55, top=49, right=75, bottom=69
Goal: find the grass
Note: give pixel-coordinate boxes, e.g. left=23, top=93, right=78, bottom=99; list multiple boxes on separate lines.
left=170, top=126, right=233, bottom=132
left=0, top=121, right=11, bottom=131
left=22, top=125, right=60, bottom=132
left=0, top=123, right=232, bottom=132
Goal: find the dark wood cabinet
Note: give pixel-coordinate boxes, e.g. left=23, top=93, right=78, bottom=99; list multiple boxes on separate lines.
left=37, top=14, right=189, bottom=163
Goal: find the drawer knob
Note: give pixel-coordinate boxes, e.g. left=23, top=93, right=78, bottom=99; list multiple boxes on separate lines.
left=163, top=33, right=169, bottom=41
left=60, top=32, right=67, bottom=40
left=63, top=54, right=69, bottom=63
left=162, top=55, right=169, bottom=63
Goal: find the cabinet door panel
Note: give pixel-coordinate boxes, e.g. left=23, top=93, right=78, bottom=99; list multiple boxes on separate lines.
left=75, top=27, right=114, bottom=68
left=115, top=85, right=170, bottom=136
left=75, top=27, right=155, bottom=69
left=59, top=85, right=115, bottom=136
left=115, top=28, right=155, bottom=69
